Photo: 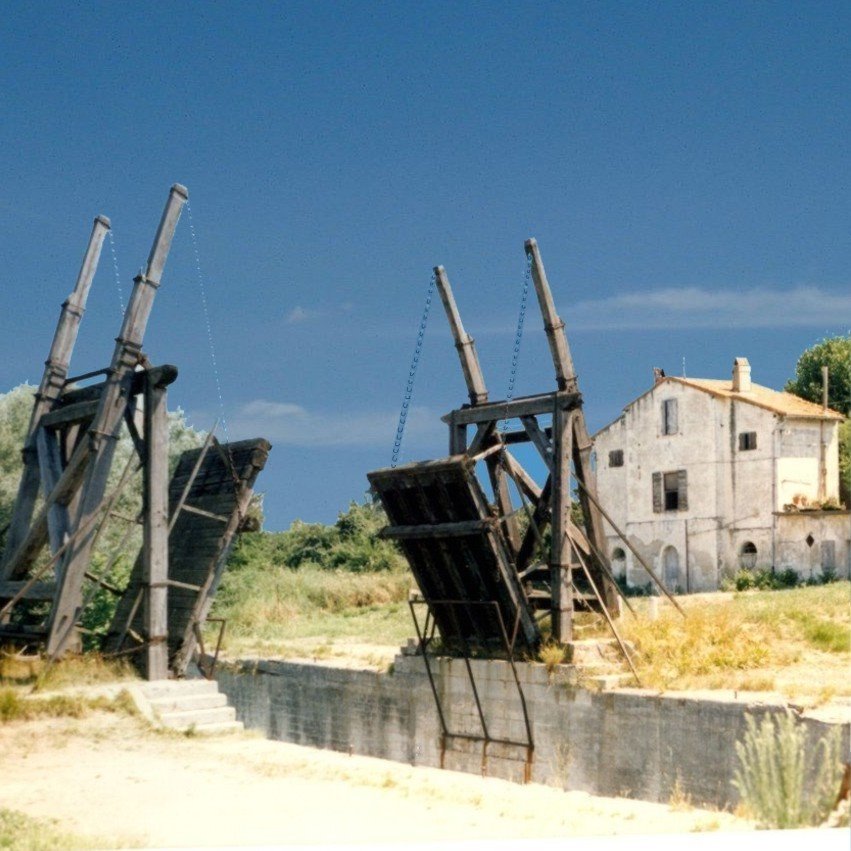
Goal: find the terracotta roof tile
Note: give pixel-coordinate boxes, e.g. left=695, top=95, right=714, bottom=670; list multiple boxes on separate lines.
left=668, top=377, right=845, bottom=420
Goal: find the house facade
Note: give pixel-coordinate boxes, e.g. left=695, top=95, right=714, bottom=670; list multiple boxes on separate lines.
left=593, top=358, right=849, bottom=592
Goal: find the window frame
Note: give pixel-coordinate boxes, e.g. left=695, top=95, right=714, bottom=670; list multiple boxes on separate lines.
left=739, top=431, right=757, bottom=451
left=608, top=449, right=624, bottom=468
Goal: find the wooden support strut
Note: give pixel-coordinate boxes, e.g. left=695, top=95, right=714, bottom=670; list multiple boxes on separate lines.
left=141, top=372, right=169, bottom=680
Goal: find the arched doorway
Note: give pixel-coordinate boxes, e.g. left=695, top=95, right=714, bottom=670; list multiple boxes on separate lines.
left=739, top=541, right=757, bottom=570
left=611, top=547, right=627, bottom=578
left=662, top=545, right=680, bottom=590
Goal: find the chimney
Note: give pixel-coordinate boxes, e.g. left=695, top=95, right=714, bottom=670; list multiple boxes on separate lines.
left=653, top=367, right=666, bottom=385
left=732, top=357, right=751, bottom=393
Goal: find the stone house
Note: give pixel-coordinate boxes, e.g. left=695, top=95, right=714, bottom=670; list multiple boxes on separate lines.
left=593, top=358, right=849, bottom=591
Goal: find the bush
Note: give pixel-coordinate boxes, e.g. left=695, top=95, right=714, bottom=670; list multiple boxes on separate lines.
left=721, top=568, right=803, bottom=592
left=733, top=710, right=844, bottom=828
left=227, top=499, right=406, bottom=575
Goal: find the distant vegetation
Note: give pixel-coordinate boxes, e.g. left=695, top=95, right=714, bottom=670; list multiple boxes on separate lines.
left=785, top=334, right=851, bottom=506
left=0, top=383, right=205, bottom=644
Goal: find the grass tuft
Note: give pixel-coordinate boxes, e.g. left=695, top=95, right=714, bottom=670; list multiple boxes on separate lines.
left=733, top=710, right=844, bottom=828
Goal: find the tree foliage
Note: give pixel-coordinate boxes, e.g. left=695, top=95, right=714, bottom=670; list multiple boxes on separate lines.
left=227, top=499, right=406, bottom=575
left=785, top=334, right=851, bottom=414
left=785, top=335, right=851, bottom=506
left=0, top=383, right=206, bottom=642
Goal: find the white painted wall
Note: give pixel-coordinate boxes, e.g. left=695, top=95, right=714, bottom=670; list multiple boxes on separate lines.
left=594, top=375, right=845, bottom=590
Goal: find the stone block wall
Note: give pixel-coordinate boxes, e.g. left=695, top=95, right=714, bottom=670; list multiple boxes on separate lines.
left=215, top=654, right=850, bottom=810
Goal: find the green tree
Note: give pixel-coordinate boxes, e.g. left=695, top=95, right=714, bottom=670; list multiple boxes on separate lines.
left=785, top=335, right=851, bottom=506
left=0, top=383, right=206, bottom=641
left=785, top=334, right=851, bottom=414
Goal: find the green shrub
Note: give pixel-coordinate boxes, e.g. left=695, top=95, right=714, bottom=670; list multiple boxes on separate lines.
left=733, top=710, right=844, bottom=828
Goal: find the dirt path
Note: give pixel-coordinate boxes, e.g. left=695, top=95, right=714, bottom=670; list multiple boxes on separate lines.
left=0, top=711, right=754, bottom=848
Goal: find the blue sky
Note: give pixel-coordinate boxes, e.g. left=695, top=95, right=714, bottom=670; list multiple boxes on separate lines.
left=1, top=2, right=849, bottom=529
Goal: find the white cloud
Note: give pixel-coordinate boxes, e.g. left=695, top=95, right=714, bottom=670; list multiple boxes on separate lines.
left=565, top=285, right=851, bottom=330
left=472, top=285, right=851, bottom=333
left=228, top=399, right=443, bottom=449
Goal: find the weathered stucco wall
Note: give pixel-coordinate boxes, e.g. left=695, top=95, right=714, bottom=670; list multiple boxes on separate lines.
left=216, top=654, right=849, bottom=810
left=594, top=373, right=844, bottom=589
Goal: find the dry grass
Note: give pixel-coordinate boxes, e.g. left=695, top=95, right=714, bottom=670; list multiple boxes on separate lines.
left=0, top=687, right=138, bottom=724
left=209, top=565, right=413, bottom=657
left=0, top=807, right=141, bottom=850
left=0, top=650, right=137, bottom=691
left=619, top=583, right=850, bottom=696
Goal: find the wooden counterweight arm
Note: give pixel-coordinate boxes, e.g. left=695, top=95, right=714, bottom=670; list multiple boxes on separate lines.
left=434, top=265, right=488, bottom=406
left=1, top=215, right=110, bottom=578
left=46, top=185, right=189, bottom=658
left=524, top=238, right=578, bottom=393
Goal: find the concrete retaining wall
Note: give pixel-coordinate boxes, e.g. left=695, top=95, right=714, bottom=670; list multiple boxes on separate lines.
left=215, top=654, right=850, bottom=810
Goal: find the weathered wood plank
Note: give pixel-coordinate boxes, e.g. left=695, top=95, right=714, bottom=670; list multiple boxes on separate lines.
left=141, top=378, right=169, bottom=680
left=441, top=390, right=580, bottom=426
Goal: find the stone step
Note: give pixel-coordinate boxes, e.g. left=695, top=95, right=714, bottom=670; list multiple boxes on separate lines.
left=187, top=720, right=244, bottom=736
left=158, top=705, right=237, bottom=730
left=140, top=678, right=219, bottom=701
left=148, top=692, right=228, bottom=714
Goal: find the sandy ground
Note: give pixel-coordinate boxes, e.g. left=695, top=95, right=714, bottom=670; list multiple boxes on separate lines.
left=0, top=711, right=756, bottom=849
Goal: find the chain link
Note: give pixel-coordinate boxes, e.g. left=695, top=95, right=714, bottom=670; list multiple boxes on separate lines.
left=501, top=253, right=533, bottom=431
left=186, top=201, right=230, bottom=445
left=106, top=230, right=126, bottom=316
left=391, top=272, right=436, bottom=467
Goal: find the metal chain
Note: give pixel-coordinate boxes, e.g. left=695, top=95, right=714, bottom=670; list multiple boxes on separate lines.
left=391, top=272, right=436, bottom=468
left=106, top=230, right=126, bottom=316
left=186, top=201, right=230, bottom=446
left=501, top=253, right=533, bottom=431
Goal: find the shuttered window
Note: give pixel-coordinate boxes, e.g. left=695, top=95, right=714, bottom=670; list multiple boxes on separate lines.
left=609, top=450, right=624, bottom=467
left=662, top=399, right=678, bottom=435
left=653, top=469, right=687, bottom=512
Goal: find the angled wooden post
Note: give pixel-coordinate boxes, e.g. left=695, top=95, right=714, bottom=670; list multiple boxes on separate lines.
left=142, top=371, right=169, bottom=680
left=46, top=185, right=188, bottom=657
left=524, top=238, right=577, bottom=393
left=1, top=215, right=110, bottom=579
left=434, top=265, right=521, bottom=553
left=524, top=238, right=619, bottom=616
left=434, top=266, right=489, bottom=406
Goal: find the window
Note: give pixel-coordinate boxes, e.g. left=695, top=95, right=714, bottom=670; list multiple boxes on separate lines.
left=663, top=473, right=679, bottom=510
left=662, top=399, right=678, bottom=435
left=739, top=432, right=757, bottom=451
left=653, top=470, right=688, bottom=512
left=611, top=547, right=627, bottom=578
left=609, top=450, right=624, bottom=468
left=740, top=541, right=757, bottom=570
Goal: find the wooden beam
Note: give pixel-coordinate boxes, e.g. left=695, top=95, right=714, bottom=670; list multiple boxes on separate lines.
left=550, top=406, right=573, bottom=643
left=520, top=415, right=554, bottom=470
left=442, top=390, right=580, bottom=426
left=380, top=518, right=495, bottom=540
left=524, top=238, right=577, bottom=393
left=38, top=400, right=100, bottom=429
left=574, top=476, right=684, bottom=615
left=46, top=186, right=187, bottom=659
left=434, top=266, right=489, bottom=406
left=59, top=364, right=178, bottom=407
left=36, top=427, right=69, bottom=555
left=502, top=452, right=542, bottom=501
left=1, top=215, right=110, bottom=579
left=0, top=581, right=56, bottom=602
left=141, top=375, right=169, bottom=680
